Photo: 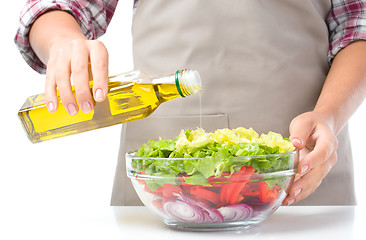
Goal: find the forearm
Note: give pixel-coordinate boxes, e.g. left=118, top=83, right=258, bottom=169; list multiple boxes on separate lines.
left=314, top=40, right=366, bottom=135
left=29, top=10, right=85, bottom=65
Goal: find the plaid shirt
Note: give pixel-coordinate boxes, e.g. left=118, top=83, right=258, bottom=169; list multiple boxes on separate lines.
left=14, top=0, right=366, bottom=74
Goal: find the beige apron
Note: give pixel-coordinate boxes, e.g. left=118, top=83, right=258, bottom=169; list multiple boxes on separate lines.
left=111, top=0, right=356, bottom=206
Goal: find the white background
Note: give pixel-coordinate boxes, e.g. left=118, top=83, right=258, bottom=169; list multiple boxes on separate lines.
left=1, top=1, right=366, bottom=235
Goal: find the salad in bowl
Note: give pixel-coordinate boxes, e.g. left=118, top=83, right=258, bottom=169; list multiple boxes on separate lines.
left=126, top=127, right=298, bottom=231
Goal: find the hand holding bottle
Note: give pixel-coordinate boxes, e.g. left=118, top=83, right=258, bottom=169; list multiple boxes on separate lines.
left=29, top=10, right=109, bottom=115
left=19, top=69, right=201, bottom=143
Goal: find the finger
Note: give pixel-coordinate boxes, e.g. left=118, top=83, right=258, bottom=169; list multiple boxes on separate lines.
left=289, top=113, right=315, bottom=150
left=283, top=152, right=337, bottom=205
left=54, top=51, right=78, bottom=116
left=298, top=128, right=338, bottom=175
left=71, top=40, right=93, bottom=114
left=45, top=58, right=59, bottom=113
left=88, top=40, right=109, bottom=102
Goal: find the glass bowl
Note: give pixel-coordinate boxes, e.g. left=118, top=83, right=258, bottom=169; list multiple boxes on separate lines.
left=126, top=150, right=298, bottom=231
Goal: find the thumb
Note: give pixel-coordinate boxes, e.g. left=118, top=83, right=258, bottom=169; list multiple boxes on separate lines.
left=289, top=115, right=315, bottom=150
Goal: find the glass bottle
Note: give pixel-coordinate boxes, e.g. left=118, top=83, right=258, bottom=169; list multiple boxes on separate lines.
left=18, top=69, right=201, bottom=143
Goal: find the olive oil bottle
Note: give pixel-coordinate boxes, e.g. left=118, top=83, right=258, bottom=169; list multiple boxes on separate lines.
left=18, top=69, right=201, bottom=143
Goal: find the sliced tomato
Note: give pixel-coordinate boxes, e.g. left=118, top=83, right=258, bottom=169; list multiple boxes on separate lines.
left=144, top=185, right=163, bottom=197
left=152, top=199, right=163, bottom=209
left=273, top=185, right=281, bottom=192
left=189, top=185, right=220, bottom=205
left=241, top=182, right=260, bottom=196
left=162, top=184, right=183, bottom=199
left=218, top=166, right=256, bottom=205
left=228, top=166, right=255, bottom=182
left=258, top=182, right=281, bottom=204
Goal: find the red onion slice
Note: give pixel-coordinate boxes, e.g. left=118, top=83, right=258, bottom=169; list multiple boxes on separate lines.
left=218, top=204, right=253, bottom=222
left=163, top=198, right=206, bottom=223
left=194, top=201, right=223, bottom=223
left=162, top=194, right=224, bottom=223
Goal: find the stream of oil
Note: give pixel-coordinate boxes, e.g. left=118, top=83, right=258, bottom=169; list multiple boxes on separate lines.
left=199, top=91, right=202, bottom=129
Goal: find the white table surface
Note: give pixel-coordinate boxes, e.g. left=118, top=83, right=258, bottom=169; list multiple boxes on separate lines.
left=2, top=205, right=364, bottom=240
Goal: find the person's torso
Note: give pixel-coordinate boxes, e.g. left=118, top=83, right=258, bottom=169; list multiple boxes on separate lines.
left=111, top=0, right=356, bottom=206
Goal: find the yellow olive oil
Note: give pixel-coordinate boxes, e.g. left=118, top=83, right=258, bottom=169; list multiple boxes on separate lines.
left=18, top=70, right=201, bottom=143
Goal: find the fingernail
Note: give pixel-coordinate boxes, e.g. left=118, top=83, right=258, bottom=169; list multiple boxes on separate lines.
left=292, top=138, right=303, bottom=146
left=67, top=104, right=78, bottom=116
left=301, top=165, right=309, bottom=174
left=95, top=89, right=104, bottom=102
left=294, top=188, right=302, bottom=197
left=288, top=199, right=295, bottom=206
left=47, top=101, right=55, bottom=112
left=81, top=101, right=92, bottom=113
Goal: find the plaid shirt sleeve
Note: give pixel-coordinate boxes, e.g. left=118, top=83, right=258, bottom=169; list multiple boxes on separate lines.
left=328, top=0, right=366, bottom=62
left=14, top=0, right=119, bottom=74
left=16, top=0, right=366, bottom=73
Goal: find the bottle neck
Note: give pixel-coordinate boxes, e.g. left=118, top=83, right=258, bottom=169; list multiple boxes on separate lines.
left=109, top=69, right=202, bottom=97
left=174, top=70, right=202, bottom=97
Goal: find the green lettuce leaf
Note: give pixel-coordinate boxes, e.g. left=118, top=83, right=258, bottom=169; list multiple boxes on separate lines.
left=133, top=127, right=295, bottom=187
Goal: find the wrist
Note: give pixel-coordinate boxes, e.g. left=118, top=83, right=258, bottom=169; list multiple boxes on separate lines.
left=312, top=107, right=338, bottom=134
left=30, top=10, right=85, bottom=65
